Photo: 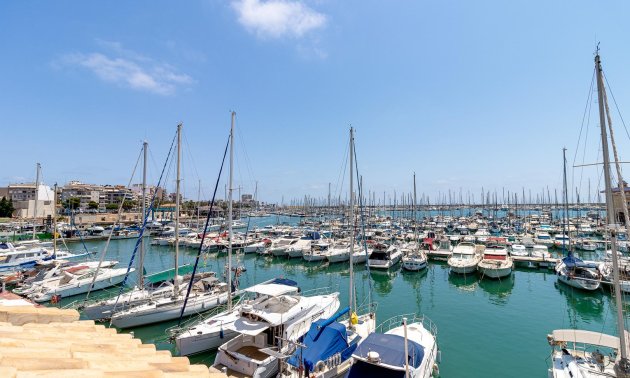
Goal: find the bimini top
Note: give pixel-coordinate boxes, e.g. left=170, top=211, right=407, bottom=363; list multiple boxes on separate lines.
left=245, top=279, right=298, bottom=297
left=287, top=320, right=356, bottom=373
left=352, top=332, right=424, bottom=371
left=561, top=254, right=596, bottom=268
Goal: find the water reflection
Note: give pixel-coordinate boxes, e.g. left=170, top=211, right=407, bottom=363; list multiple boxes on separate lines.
left=447, top=272, right=478, bottom=293
left=478, top=274, right=515, bottom=306
left=554, top=281, right=604, bottom=323
left=370, top=267, right=399, bottom=295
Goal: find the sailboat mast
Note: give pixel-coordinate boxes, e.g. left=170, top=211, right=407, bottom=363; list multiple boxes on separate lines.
left=139, top=141, right=148, bottom=289
left=562, top=148, right=570, bottom=252
left=174, top=124, right=182, bottom=295
left=227, top=112, right=235, bottom=311
left=595, top=52, right=627, bottom=361
left=33, top=162, right=40, bottom=240
left=53, top=183, right=57, bottom=257
left=349, top=127, right=354, bottom=314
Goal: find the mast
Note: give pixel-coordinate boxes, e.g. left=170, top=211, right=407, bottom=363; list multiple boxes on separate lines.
left=227, top=112, right=235, bottom=311
left=138, top=141, right=148, bottom=289
left=562, top=148, right=570, bottom=252
left=595, top=51, right=628, bottom=364
left=33, top=162, right=41, bottom=240
left=349, top=127, right=355, bottom=314
left=174, top=124, right=182, bottom=295
left=53, top=183, right=57, bottom=257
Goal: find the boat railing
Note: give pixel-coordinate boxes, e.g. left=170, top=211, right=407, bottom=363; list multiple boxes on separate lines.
left=336, top=302, right=379, bottom=323
left=301, top=286, right=335, bottom=297
left=376, top=313, right=438, bottom=338
left=165, top=295, right=245, bottom=342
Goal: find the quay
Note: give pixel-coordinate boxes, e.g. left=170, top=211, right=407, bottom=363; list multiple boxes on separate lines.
left=0, top=292, right=227, bottom=378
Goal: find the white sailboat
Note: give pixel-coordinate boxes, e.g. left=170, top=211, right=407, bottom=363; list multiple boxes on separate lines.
left=236, top=127, right=373, bottom=378
left=402, top=173, right=428, bottom=272
left=110, top=123, right=230, bottom=328
left=548, top=50, right=630, bottom=378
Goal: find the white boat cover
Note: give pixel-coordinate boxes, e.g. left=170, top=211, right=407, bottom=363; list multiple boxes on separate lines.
left=227, top=317, right=270, bottom=336
left=551, top=329, right=619, bottom=349
left=245, top=283, right=298, bottom=297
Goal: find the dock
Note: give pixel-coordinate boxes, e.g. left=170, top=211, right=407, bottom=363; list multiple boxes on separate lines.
left=0, top=292, right=227, bottom=378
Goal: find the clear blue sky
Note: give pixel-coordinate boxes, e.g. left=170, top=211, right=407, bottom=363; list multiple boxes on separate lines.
left=2, top=0, right=630, bottom=204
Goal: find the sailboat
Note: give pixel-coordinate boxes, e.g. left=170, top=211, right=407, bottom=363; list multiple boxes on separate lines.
left=547, top=50, right=630, bottom=377
left=276, top=127, right=376, bottom=378
left=110, top=123, right=230, bottom=329
left=402, top=173, right=428, bottom=272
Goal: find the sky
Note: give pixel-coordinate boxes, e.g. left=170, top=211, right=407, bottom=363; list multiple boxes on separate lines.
left=2, top=0, right=630, bottom=205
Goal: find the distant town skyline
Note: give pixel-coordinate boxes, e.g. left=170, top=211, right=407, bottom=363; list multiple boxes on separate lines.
left=3, top=1, right=630, bottom=203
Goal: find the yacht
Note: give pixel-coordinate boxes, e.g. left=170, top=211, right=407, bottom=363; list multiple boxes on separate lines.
left=303, top=242, right=331, bottom=262
left=175, top=278, right=299, bottom=356
left=510, top=244, right=528, bottom=257
left=366, top=243, right=402, bottom=269
left=212, top=290, right=340, bottom=377
left=477, top=241, right=513, bottom=279
left=534, top=231, right=554, bottom=247
left=346, top=314, right=440, bottom=378
left=447, top=242, right=482, bottom=274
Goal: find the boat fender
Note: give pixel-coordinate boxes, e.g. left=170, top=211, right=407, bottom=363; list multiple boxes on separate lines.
left=432, top=363, right=440, bottom=377
left=315, top=360, right=326, bottom=372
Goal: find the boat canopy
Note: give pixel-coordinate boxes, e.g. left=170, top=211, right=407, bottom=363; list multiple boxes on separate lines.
left=287, top=319, right=356, bottom=373
left=352, top=333, right=424, bottom=370
left=227, top=317, right=270, bottom=336
left=551, top=329, right=619, bottom=350
left=245, top=282, right=298, bottom=297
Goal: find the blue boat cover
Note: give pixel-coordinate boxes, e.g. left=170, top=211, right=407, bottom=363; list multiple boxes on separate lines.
left=287, top=320, right=356, bottom=373
left=270, top=278, right=298, bottom=287
left=347, top=360, right=406, bottom=378
left=352, top=333, right=424, bottom=370
left=562, top=253, right=595, bottom=268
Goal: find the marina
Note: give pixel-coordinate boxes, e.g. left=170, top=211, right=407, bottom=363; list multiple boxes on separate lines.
left=0, top=211, right=625, bottom=377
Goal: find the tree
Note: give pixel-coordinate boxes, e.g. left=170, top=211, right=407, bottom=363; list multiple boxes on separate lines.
left=63, top=197, right=81, bottom=210
left=122, top=200, right=137, bottom=211
left=88, top=201, right=99, bottom=210
left=0, top=197, right=16, bottom=218
left=105, top=203, right=119, bottom=211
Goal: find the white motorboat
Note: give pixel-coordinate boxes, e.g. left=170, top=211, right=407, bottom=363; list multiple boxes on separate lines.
left=477, top=242, right=513, bottom=279
left=534, top=231, right=555, bottom=247
left=510, top=244, right=528, bottom=257
left=243, top=239, right=272, bottom=254
left=366, top=244, right=402, bottom=269
left=531, top=244, right=551, bottom=258
left=212, top=291, right=340, bottom=377
left=447, top=242, right=482, bottom=274
left=175, top=278, right=300, bottom=356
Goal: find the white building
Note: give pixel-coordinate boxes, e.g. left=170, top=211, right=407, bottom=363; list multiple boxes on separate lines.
left=7, top=183, right=55, bottom=218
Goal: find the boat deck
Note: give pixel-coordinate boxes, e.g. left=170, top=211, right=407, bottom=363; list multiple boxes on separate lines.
left=236, top=345, right=268, bottom=361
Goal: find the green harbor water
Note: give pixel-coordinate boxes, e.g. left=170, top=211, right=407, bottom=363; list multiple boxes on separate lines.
left=55, top=216, right=628, bottom=378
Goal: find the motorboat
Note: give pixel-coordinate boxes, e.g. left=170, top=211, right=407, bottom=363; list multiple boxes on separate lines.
left=366, top=244, right=402, bottom=269
left=212, top=289, right=340, bottom=377
left=477, top=240, right=513, bottom=279
left=175, top=278, right=299, bottom=356
left=447, top=242, right=482, bottom=274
